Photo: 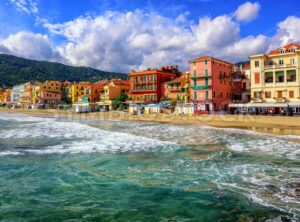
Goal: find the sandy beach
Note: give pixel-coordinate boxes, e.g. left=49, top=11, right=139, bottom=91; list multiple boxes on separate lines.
left=1, top=108, right=300, bottom=136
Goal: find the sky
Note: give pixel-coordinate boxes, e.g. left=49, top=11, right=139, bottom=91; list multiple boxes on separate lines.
left=0, top=0, right=299, bottom=72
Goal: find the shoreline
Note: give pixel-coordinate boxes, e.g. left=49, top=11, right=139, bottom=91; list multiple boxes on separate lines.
left=1, top=108, right=300, bottom=136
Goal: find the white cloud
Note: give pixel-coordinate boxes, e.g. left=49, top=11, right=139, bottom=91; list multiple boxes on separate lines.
left=43, top=11, right=247, bottom=71
left=2, top=8, right=300, bottom=72
left=269, top=16, right=300, bottom=50
left=234, top=2, right=260, bottom=22
left=0, top=31, right=61, bottom=61
left=9, top=0, right=38, bottom=14
left=222, top=35, right=269, bottom=60
left=190, top=15, right=240, bottom=52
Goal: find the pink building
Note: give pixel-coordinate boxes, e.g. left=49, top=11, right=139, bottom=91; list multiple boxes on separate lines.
left=189, top=56, right=233, bottom=112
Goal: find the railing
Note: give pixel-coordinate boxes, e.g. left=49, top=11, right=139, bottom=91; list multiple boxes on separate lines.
left=190, top=75, right=212, bottom=79
left=264, top=64, right=297, bottom=70
left=191, top=85, right=211, bottom=90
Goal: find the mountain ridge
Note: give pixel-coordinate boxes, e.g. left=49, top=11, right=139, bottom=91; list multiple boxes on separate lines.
left=0, top=54, right=127, bottom=87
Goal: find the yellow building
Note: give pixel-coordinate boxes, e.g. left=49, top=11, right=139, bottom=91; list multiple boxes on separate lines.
left=250, top=43, right=300, bottom=103
left=4, top=89, right=11, bottom=102
left=98, top=79, right=130, bottom=110
left=0, top=89, right=4, bottom=103
left=71, top=82, right=92, bottom=104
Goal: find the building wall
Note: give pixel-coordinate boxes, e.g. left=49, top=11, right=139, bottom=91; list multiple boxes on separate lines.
left=71, top=82, right=91, bottom=103
left=189, top=57, right=233, bottom=111
left=250, top=47, right=300, bottom=103
left=129, top=66, right=179, bottom=103
left=91, top=81, right=108, bottom=103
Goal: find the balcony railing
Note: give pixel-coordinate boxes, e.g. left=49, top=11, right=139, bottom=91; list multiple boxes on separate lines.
left=264, top=64, right=297, bottom=70
left=190, top=75, right=212, bottom=79
left=191, top=85, right=211, bottom=90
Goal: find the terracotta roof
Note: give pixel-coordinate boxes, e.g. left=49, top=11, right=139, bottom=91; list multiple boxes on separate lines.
left=189, top=55, right=233, bottom=65
left=268, top=43, right=300, bottom=55
left=243, top=64, right=250, bottom=70
left=167, top=77, right=186, bottom=84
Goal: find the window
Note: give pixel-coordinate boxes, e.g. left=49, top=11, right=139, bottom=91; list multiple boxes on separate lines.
left=290, top=59, right=295, bottom=65
left=265, top=91, right=271, bottom=98
left=204, top=60, right=208, bottom=65
left=280, top=49, right=285, bottom=54
left=151, top=94, right=156, bottom=101
left=193, top=70, right=196, bottom=76
left=255, top=73, right=260, bottom=84
left=220, top=92, right=223, bottom=98
left=277, top=91, right=283, bottom=98
left=268, top=60, right=273, bottom=66
left=205, top=91, right=209, bottom=100
left=289, top=91, right=294, bottom=98
left=145, top=95, right=149, bottom=101
left=194, top=92, right=197, bottom=100
left=213, top=91, right=216, bottom=98
left=279, top=59, right=284, bottom=66
left=205, top=69, right=208, bottom=76
left=290, top=48, right=296, bottom=53
left=133, top=96, right=136, bottom=100
left=254, top=92, right=261, bottom=98
left=255, top=61, right=260, bottom=67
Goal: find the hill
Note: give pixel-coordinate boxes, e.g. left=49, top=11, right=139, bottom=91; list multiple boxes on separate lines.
left=0, top=54, right=127, bottom=87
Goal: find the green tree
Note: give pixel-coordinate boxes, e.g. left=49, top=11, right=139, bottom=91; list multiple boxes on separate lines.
left=112, top=93, right=129, bottom=110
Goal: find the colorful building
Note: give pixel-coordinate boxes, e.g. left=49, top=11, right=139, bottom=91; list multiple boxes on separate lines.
left=61, top=81, right=72, bottom=104
left=91, top=80, right=109, bottom=103
left=11, top=84, right=26, bottom=103
left=250, top=43, right=300, bottom=104
left=4, top=89, right=11, bottom=102
left=98, top=79, right=130, bottom=110
left=129, top=66, right=180, bottom=104
left=189, top=56, right=233, bottom=112
left=71, top=82, right=92, bottom=104
left=0, top=89, right=4, bottom=103
left=232, top=62, right=251, bottom=103
left=162, top=71, right=190, bottom=103
left=37, top=80, right=63, bottom=105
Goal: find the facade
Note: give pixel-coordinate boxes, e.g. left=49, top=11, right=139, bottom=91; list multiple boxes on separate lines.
left=232, top=62, right=251, bottom=103
left=189, top=56, right=233, bottom=112
left=61, top=81, right=72, bottom=104
left=37, top=81, right=63, bottom=105
left=91, top=80, right=109, bottom=103
left=71, top=82, right=92, bottom=104
left=0, top=89, right=4, bottom=103
left=11, top=84, right=26, bottom=103
left=99, top=79, right=130, bottom=110
left=4, top=89, right=11, bottom=102
left=250, top=43, right=300, bottom=104
left=129, top=66, right=180, bottom=104
left=163, top=71, right=190, bottom=103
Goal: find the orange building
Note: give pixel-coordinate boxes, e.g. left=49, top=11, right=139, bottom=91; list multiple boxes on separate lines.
left=37, top=80, right=63, bottom=105
left=0, top=89, right=4, bottom=103
left=129, top=66, right=180, bottom=103
left=162, top=71, right=190, bottom=103
left=4, top=89, right=11, bottom=102
left=91, top=80, right=109, bottom=103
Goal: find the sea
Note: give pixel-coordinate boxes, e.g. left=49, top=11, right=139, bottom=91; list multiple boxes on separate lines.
left=0, top=112, right=299, bottom=221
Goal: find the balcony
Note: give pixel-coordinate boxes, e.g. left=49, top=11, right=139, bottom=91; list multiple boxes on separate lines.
left=191, top=85, right=211, bottom=90
left=264, top=64, right=297, bottom=70
left=190, top=75, right=212, bottom=79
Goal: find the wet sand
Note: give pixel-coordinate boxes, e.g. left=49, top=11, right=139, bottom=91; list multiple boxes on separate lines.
left=1, top=108, right=300, bottom=136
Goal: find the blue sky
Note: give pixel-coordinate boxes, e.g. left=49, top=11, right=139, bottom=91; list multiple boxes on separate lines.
left=0, top=0, right=300, bottom=72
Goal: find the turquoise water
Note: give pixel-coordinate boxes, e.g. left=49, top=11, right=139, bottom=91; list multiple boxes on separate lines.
left=0, top=113, right=299, bottom=221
